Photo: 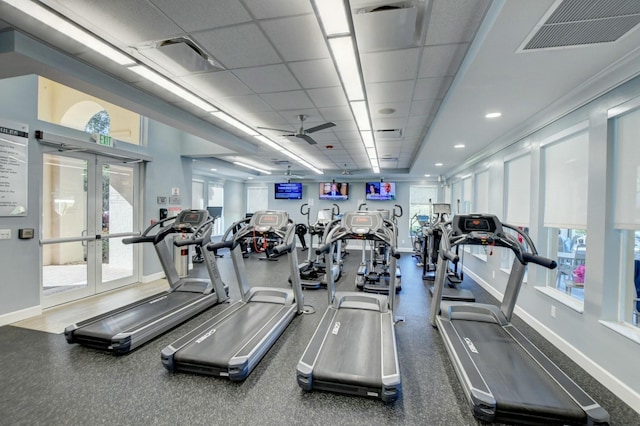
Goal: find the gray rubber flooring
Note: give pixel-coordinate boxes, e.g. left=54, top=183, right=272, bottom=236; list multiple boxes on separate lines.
left=1, top=247, right=638, bottom=425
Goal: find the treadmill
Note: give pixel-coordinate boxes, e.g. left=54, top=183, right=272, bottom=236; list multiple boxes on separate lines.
left=161, top=210, right=304, bottom=381
left=430, top=214, right=609, bottom=425
left=297, top=210, right=401, bottom=402
left=65, top=209, right=228, bottom=354
left=424, top=203, right=474, bottom=302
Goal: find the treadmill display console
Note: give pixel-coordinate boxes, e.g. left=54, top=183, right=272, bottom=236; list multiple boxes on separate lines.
left=250, top=210, right=288, bottom=232
left=463, top=218, right=491, bottom=232
left=343, top=211, right=383, bottom=236
left=432, top=203, right=451, bottom=215
left=453, top=214, right=502, bottom=235
left=177, top=210, right=207, bottom=226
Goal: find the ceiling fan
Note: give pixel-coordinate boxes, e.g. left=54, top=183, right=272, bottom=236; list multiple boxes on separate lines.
left=258, top=114, right=335, bottom=145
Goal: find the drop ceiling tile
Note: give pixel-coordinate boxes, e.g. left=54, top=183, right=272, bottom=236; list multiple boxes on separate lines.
left=425, top=0, right=491, bottom=46
left=260, top=90, right=314, bottom=110
left=403, top=125, right=424, bottom=138
left=217, top=94, right=274, bottom=113
left=319, top=106, right=354, bottom=122
left=243, top=0, right=313, bottom=19
left=371, top=116, right=409, bottom=130
left=289, top=59, right=341, bottom=88
left=367, top=80, right=415, bottom=104
left=413, top=77, right=452, bottom=100
left=47, top=0, right=183, bottom=45
left=410, top=100, right=434, bottom=116
left=361, top=48, right=420, bottom=83
left=331, top=120, right=360, bottom=133
left=241, top=111, right=287, bottom=128
left=370, top=102, right=410, bottom=119
left=261, top=15, right=329, bottom=62
left=233, top=64, right=301, bottom=93
left=179, top=71, right=253, bottom=99
left=278, top=109, right=322, bottom=125
left=307, top=87, right=348, bottom=108
left=418, top=43, right=468, bottom=78
left=193, top=23, right=281, bottom=69
left=150, top=0, right=251, bottom=32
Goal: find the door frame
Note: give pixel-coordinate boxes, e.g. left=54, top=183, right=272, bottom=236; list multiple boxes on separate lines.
left=40, top=148, right=142, bottom=308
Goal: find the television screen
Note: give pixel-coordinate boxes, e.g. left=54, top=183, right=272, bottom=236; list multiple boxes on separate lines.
left=275, top=182, right=303, bottom=200
left=319, top=182, right=349, bottom=200
left=366, top=182, right=396, bottom=201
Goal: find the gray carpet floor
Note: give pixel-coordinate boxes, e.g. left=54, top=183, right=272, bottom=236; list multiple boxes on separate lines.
left=1, top=247, right=638, bottom=425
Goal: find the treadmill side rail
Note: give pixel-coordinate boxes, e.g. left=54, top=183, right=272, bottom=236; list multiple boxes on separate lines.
left=437, top=317, right=496, bottom=422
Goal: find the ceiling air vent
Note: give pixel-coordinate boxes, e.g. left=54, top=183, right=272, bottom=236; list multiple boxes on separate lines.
left=137, top=37, right=223, bottom=76
left=375, top=129, right=403, bottom=139
left=353, top=2, right=419, bottom=52
left=520, top=0, right=640, bottom=51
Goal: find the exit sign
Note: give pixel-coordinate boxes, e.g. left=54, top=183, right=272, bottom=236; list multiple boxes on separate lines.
left=97, top=134, right=113, bottom=147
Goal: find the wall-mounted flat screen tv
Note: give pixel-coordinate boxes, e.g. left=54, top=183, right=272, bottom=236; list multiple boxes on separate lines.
left=274, top=182, right=303, bottom=199
left=319, top=182, right=348, bottom=200
left=366, top=182, right=396, bottom=201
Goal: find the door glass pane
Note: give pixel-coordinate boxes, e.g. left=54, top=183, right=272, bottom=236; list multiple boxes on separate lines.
left=42, top=154, right=87, bottom=239
left=101, top=163, right=134, bottom=284
left=42, top=241, right=89, bottom=296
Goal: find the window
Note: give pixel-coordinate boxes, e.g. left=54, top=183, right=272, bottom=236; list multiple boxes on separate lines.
left=247, top=186, right=268, bottom=214
left=38, top=77, right=141, bottom=144
left=613, top=107, right=640, bottom=327
left=542, top=125, right=589, bottom=302
left=208, top=183, right=224, bottom=236
left=502, top=153, right=531, bottom=271
left=409, top=185, right=438, bottom=234
left=451, top=180, right=461, bottom=215
left=192, top=180, right=204, bottom=209
left=461, top=176, right=472, bottom=214
left=472, top=170, right=490, bottom=260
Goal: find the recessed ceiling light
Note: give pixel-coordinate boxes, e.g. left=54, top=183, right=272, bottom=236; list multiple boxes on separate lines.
left=247, top=176, right=253, bottom=180
left=435, top=163, right=443, bottom=167
left=424, top=174, right=431, bottom=177
left=210, top=168, right=217, bottom=172
left=485, top=112, right=502, bottom=118
left=454, top=144, right=465, bottom=149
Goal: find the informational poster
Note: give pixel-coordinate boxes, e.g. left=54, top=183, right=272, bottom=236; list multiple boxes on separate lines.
left=0, top=119, right=28, bottom=216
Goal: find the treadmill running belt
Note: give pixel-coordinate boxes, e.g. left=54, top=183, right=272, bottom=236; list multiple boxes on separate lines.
left=75, top=292, right=202, bottom=340
left=174, top=302, right=285, bottom=367
left=313, top=309, right=382, bottom=388
left=453, top=320, right=586, bottom=423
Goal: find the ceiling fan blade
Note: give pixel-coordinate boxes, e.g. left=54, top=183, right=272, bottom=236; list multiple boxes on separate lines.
left=304, top=122, right=336, bottom=133
left=257, top=126, right=295, bottom=133
left=297, top=134, right=317, bottom=145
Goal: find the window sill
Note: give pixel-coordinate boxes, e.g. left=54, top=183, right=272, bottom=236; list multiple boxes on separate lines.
left=599, top=320, right=640, bottom=345
left=534, top=286, right=584, bottom=313
left=500, top=267, right=527, bottom=283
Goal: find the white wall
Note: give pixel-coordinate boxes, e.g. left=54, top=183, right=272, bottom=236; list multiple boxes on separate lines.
left=446, top=72, right=640, bottom=411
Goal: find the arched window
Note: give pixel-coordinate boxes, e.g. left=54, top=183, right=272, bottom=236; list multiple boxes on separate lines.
left=85, top=110, right=111, bottom=135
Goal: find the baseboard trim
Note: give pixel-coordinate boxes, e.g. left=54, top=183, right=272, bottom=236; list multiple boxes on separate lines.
left=0, top=305, right=42, bottom=327
left=141, top=271, right=165, bottom=283
left=464, top=268, right=640, bottom=416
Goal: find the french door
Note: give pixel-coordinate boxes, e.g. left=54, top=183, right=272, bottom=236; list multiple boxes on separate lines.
left=41, top=150, right=140, bottom=308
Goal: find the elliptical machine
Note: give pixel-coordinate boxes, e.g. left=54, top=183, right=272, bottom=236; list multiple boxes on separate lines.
left=355, top=204, right=402, bottom=294
left=295, top=203, right=343, bottom=289
left=424, top=201, right=474, bottom=302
